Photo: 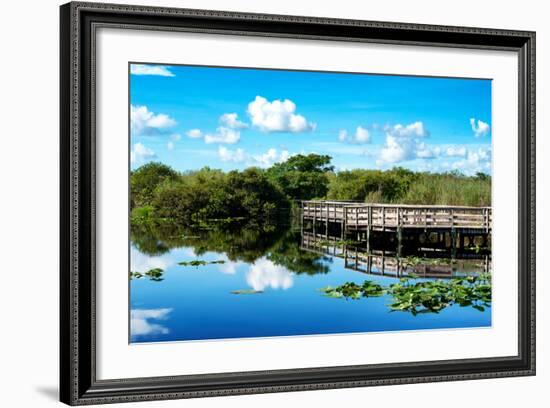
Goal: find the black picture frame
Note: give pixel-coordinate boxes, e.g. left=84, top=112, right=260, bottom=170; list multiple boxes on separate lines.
left=60, top=2, right=536, bottom=405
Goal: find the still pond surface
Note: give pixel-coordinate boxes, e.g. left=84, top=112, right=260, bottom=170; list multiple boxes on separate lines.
left=130, top=226, right=491, bottom=343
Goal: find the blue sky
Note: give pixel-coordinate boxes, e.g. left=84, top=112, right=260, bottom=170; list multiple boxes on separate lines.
left=129, top=63, right=492, bottom=175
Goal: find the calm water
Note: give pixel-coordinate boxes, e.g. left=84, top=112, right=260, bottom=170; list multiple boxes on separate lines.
left=130, top=225, right=491, bottom=343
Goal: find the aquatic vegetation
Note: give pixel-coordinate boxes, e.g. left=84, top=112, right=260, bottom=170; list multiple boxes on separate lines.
left=230, top=289, right=264, bottom=295
left=322, top=281, right=385, bottom=299
left=130, top=268, right=164, bottom=281
left=320, top=273, right=491, bottom=315
left=177, top=259, right=226, bottom=267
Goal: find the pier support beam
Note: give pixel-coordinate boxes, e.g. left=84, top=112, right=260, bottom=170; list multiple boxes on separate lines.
left=450, top=228, right=457, bottom=259
left=397, top=227, right=403, bottom=257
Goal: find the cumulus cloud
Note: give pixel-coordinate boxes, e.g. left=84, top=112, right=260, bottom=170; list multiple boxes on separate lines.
left=452, top=147, right=492, bottom=175
left=252, top=148, right=291, bottom=167
left=416, top=143, right=441, bottom=159
left=130, top=64, right=175, bottom=77
left=247, top=96, right=315, bottom=133
left=204, top=127, right=241, bottom=144
left=218, top=146, right=246, bottom=163
left=130, top=308, right=172, bottom=337
left=131, top=105, right=176, bottom=136
left=217, top=147, right=291, bottom=167
left=446, top=146, right=467, bottom=157
left=470, top=118, right=490, bottom=138
left=186, top=129, right=202, bottom=139
left=377, top=121, right=431, bottom=164
left=130, top=143, right=156, bottom=164
left=246, top=258, right=293, bottom=291
left=219, top=113, right=248, bottom=129
left=338, top=126, right=371, bottom=144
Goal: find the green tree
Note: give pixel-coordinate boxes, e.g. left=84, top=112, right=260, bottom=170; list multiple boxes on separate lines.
left=130, top=162, right=179, bottom=208
left=267, top=154, right=334, bottom=199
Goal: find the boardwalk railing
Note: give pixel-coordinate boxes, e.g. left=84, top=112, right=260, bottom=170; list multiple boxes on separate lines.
left=301, top=200, right=491, bottom=231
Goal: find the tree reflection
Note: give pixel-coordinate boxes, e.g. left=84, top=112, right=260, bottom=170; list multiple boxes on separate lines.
left=131, top=222, right=331, bottom=276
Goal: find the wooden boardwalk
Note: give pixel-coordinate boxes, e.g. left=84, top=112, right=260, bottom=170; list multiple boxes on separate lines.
left=301, top=200, right=491, bottom=232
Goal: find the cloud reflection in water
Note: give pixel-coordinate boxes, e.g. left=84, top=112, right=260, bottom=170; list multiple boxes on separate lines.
left=246, top=258, right=293, bottom=291
left=130, top=308, right=173, bottom=337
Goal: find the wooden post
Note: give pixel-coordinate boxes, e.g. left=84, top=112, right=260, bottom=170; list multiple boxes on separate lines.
left=325, top=203, right=329, bottom=239
left=397, top=207, right=403, bottom=257
left=451, top=227, right=457, bottom=259
left=312, top=202, right=317, bottom=236
left=341, top=206, right=346, bottom=240
left=300, top=201, right=304, bottom=237
left=366, top=206, right=371, bottom=253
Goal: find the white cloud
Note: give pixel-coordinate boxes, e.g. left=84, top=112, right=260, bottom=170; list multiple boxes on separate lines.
left=131, top=105, right=176, bottom=136
left=218, top=256, right=244, bottom=275
left=130, top=143, right=156, bottom=164
left=130, top=64, right=175, bottom=77
left=354, top=126, right=371, bottom=143
left=130, top=247, right=172, bottom=272
left=470, top=118, right=490, bottom=138
left=416, top=143, right=440, bottom=159
left=246, top=258, right=293, bottom=291
left=167, top=141, right=175, bottom=151
left=377, top=121, right=434, bottom=164
left=217, top=147, right=291, bottom=167
left=252, top=148, right=291, bottom=168
left=388, top=121, right=428, bottom=138
left=130, top=308, right=172, bottom=337
left=170, top=133, right=181, bottom=141
left=219, top=113, right=248, bottom=129
left=338, top=129, right=348, bottom=142
left=452, top=147, right=492, bottom=175
left=247, top=96, right=315, bottom=133
left=446, top=146, right=467, bottom=157
left=218, top=146, right=246, bottom=163
left=338, top=126, right=371, bottom=144
left=204, top=127, right=241, bottom=144
left=186, top=129, right=202, bottom=139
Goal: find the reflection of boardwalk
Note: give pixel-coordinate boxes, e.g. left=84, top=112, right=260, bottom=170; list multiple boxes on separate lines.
left=301, top=232, right=491, bottom=279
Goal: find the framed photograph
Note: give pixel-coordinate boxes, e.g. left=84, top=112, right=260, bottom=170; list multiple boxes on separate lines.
left=60, top=1, right=535, bottom=405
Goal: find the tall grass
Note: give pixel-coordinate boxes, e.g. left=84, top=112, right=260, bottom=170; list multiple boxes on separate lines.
left=399, top=173, right=491, bottom=206
left=327, top=168, right=491, bottom=207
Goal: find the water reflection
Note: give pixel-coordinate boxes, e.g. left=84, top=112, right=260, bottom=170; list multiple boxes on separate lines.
left=247, top=258, right=294, bottom=291
left=130, top=223, right=492, bottom=342
left=130, top=308, right=172, bottom=337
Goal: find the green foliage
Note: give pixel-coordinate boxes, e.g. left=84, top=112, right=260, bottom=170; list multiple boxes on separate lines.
left=320, top=273, right=492, bottom=315
left=267, top=154, right=333, bottom=200
left=131, top=165, right=289, bottom=227
left=130, top=267, right=164, bottom=281
left=130, top=162, right=179, bottom=209
left=267, top=230, right=331, bottom=275
left=327, top=167, right=418, bottom=202
left=399, top=172, right=491, bottom=206
left=130, top=157, right=491, bottom=231
left=177, top=259, right=226, bottom=268
left=326, top=167, right=490, bottom=206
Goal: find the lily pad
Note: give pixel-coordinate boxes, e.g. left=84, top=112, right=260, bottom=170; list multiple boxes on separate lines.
left=230, top=289, right=264, bottom=295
